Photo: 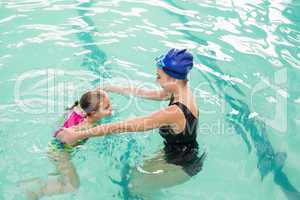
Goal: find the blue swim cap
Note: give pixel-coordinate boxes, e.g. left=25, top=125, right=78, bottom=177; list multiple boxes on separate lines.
left=155, top=48, right=193, bottom=80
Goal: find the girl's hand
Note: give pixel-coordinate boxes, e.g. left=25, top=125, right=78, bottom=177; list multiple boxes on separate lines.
left=56, top=128, right=80, bottom=146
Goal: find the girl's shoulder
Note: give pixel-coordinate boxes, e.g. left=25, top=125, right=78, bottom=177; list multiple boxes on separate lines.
left=63, top=107, right=85, bottom=128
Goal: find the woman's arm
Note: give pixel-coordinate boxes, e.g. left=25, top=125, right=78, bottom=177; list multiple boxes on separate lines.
left=68, top=121, right=93, bottom=132
left=57, top=106, right=180, bottom=145
left=101, top=84, right=170, bottom=101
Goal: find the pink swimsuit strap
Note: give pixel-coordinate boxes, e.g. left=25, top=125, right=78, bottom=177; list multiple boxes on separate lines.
left=54, top=109, right=85, bottom=137
left=63, top=110, right=85, bottom=128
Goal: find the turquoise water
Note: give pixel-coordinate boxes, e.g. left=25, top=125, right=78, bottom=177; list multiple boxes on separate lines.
left=0, top=0, right=300, bottom=199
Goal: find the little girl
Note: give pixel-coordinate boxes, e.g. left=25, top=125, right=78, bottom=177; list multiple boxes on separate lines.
left=20, top=89, right=112, bottom=200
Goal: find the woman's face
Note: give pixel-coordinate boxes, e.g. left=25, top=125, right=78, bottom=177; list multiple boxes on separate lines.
left=156, top=68, right=176, bottom=91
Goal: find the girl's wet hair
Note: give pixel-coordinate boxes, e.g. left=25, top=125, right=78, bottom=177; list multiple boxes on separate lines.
left=69, top=90, right=104, bottom=116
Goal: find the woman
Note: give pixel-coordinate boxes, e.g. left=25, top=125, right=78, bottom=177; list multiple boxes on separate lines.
left=57, top=48, right=206, bottom=198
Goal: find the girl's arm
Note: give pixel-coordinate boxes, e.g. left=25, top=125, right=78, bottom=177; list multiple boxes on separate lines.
left=100, top=84, right=170, bottom=101
left=57, top=106, right=181, bottom=145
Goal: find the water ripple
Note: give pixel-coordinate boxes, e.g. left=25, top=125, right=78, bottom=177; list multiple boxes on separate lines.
left=3, top=0, right=51, bottom=11
left=0, top=14, right=27, bottom=24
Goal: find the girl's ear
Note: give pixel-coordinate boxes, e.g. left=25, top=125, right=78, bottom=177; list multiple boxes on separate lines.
left=88, top=111, right=96, bottom=116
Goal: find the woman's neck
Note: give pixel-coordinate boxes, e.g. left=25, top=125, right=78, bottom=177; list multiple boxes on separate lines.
left=172, top=84, right=189, bottom=102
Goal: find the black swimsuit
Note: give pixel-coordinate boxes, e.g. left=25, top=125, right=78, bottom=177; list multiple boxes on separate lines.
left=159, top=95, right=206, bottom=177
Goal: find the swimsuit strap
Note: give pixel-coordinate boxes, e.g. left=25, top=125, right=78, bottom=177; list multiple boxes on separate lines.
left=168, top=94, right=175, bottom=105
left=171, top=101, right=197, bottom=120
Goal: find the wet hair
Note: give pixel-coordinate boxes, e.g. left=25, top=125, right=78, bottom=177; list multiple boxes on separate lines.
left=68, top=90, right=104, bottom=116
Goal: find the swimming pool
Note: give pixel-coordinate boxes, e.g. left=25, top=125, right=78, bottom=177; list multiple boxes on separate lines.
left=0, top=0, right=299, bottom=199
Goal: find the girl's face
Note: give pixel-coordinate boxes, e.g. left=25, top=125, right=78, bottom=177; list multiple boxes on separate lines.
left=91, top=91, right=112, bottom=119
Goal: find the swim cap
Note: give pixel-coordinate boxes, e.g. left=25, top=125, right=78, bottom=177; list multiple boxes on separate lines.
left=155, top=48, right=193, bottom=80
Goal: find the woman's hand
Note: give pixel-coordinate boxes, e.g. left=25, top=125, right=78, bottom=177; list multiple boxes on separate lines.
left=56, top=128, right=81, bottom=146
left=102, top=84, right=119, bottom=92
left=95, top=82, right=116, bottom=92
left=99, top=83, right=170, bottom=101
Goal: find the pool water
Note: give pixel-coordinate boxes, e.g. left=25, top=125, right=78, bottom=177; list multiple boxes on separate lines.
left=0, top=0, right=300, bottom=199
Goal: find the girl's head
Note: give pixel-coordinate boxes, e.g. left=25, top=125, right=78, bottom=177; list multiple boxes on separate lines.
left=155, top=49, right=193, bottom=92
left=72, top=89, right=112, bottom=120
